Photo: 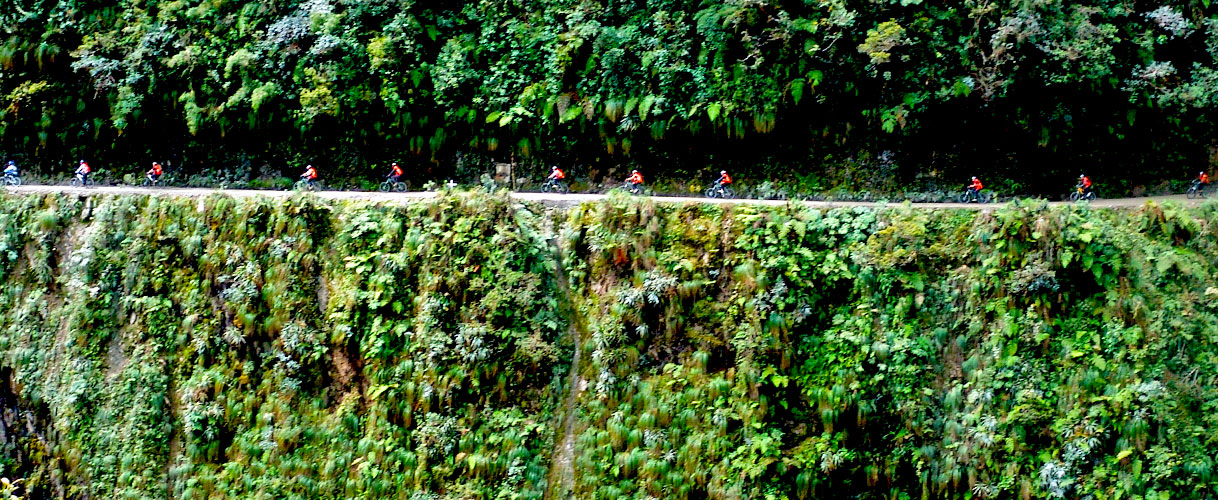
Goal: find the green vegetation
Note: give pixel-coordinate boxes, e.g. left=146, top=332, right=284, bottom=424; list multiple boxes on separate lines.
left=1, top=191, right=1218, bottom=498
left=3, top=1, right=1218, bottom=194
left=0, top=192, right=566, bottom=498
left=560, top=197, right=1218, bottom=499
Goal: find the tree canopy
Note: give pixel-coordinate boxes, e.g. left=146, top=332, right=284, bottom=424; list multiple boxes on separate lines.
left=2, top=0, right=1218, bottom=193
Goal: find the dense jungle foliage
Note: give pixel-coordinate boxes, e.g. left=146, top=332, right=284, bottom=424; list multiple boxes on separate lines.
left=0, top=191, right=1218, bottom=499
left=3, top=1, right=1218, bottom=194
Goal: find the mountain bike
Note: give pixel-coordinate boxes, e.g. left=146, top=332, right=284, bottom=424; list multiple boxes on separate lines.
left=2, top=174, right=19, bottom=187
left=1069, top=184, right=1096, bottom=201
left=704, top=182, right=735, bottom=199
left=379, top=176, right=408, bottom=192
left=541, top=178, right=569, bottom=194
left=958, top=188, right=991, bottom=203
left=623, top=181, right=643, bottom=195
left=295, top=179, right=319, bottom=191
left=141, top=174, right=164, bottom=187
left=71, top=174, right=91, bottom=188
left=1187, top=179, right=1207, bottom=199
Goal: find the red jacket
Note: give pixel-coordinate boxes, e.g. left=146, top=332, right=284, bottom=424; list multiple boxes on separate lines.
left=1080, top=176, right=1091, bottom=188
left=627, top=172, right=644, bottom=184
left=303, top=166, right=317, bottom=180
left=552, top=169, right=565, bottom=180
left=971, top=179, right=983, bottom=191
left=151, top=164, right=163, bottom=176
left=391, top=164, right=403, bottom=177
left=719, top=173, right=732, bottom=185
left=1201, top=173, right=1210, bottom=184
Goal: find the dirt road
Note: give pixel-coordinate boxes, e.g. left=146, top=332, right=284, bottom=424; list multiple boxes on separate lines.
left=2, top=183, right=1204, bottom=209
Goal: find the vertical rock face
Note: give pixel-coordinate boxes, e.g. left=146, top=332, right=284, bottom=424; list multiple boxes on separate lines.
left=0, top=192, right=567, bottom=499
left=1, top=192, right=1217, bottom=499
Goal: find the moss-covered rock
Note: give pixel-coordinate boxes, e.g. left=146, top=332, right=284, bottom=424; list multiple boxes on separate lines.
left=2, top=192, right=1218, bottom=499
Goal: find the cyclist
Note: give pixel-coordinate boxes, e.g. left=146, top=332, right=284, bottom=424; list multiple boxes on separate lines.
left=388, top=162, right=403, bottom=184
left=3, top=160, right=17, bottom=179
left=146, top=161, right=163, bottom=184
left=626, top=169, right=644, bottom=189
left=967, top=176, right=984, bottom=201
left=542, top=165, right=568, bottom=193
left=716, top=170, right=732, bottom=187
left=1199, top=171, right=1210, bottom=188
left=300, top=164, right=318, bottom=188
left=1077, top=174, right=1092, bottom=197
left=75, top=160, right=91, bottom=185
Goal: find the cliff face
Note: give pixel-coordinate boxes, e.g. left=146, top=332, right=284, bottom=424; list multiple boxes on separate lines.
left=0, top=193, right=1216, bottom=499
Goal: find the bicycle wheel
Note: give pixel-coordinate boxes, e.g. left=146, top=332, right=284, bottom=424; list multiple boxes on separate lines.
left=541, top=182, right=552, bottom=193
left=980, top=192, right=992, bottom=203
left=1188, top=185, right=1199, bottom=199
left=1069, top=191, right=1081, bottom=201
left=394, top=182, right=408, bottom=192
left=705, top=187, right=718, bottom=198
left=1085, top=191, right=1096, bottom=201
left=959, top=192, right=971, bottom=203
left=722, top=187, right=735, bottom=199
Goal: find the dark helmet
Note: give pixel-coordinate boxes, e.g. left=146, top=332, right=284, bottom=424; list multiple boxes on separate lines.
left=6, top=160, right=13, bottom=166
